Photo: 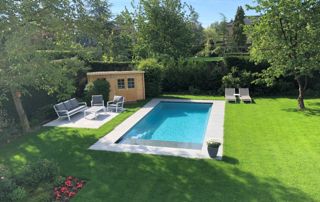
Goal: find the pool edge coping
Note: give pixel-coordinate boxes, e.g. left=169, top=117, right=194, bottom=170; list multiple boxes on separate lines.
left=89, top=98, right=225, bottom=159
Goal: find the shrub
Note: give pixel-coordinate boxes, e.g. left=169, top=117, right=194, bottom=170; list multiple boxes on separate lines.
left=222, top=68, right=241, bottom=88
left=0, top=179, right=26, bottom=202
left=222, top=67, right=255, bottom=89
left=31, top=183, right=54, bottom=202
left=0, top=164, right=27, bottom=202
left=188, top=86, right=202, bottom=95
left=137, top=58, right=163, bottom=97
left=0, top=164, right=11, bottom=179
left=213, top=46, right=224, bottom=56
left=84, top=79, right=110, bottom=103
left=8, top=186, right=27, bottom=201
left=17, top=159, right=60, bottom=187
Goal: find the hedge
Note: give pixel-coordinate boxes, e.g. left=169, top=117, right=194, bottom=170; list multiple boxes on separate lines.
left=88, top=61, right=134, bottom=72
left=224, top=56, right=269, bottom=72
left=161, top=59, right=227, bottom=94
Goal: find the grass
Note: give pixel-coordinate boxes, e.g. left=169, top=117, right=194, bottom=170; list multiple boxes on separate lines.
left=1, top=95, right=320, bottom=201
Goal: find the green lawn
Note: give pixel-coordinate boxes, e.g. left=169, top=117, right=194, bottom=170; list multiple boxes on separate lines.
left=1, top=95, right=320, bottom=201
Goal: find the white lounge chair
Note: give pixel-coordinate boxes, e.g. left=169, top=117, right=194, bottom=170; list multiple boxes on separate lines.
left=225, top=88, right=237, bottom=102
left=107, top=96, right=125, bottom=112
left=239, top=88, right=252, bottom=103
left=91, top=95, right=105, bottom=106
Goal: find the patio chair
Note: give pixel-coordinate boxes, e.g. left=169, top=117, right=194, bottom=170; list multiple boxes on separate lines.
left=225, top=88, right=237, bottom=102
left=239, top=88, right=252, bottom=103
left=107, top=96, right=125, bottom=112
left=91, top=95, right=105, bottom=106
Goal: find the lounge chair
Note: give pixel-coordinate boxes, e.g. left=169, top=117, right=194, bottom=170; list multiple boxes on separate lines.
left=239, top=88, right=252, bottom=103
left=54, top=98, right=87, bottom=121
left=107, top=96, right=125, bottom=112
left=91, top=95, right=105, bottom=106
left=225, top=88, right=237, bottom=102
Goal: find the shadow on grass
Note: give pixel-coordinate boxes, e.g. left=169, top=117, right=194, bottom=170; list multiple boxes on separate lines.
left=0, top=127, right=315, bottom=202
left=222, top=155, right=240, bottom=165
left=308, top=102, right=320, bottom=107
left=282, top=107, right=320, bottom=116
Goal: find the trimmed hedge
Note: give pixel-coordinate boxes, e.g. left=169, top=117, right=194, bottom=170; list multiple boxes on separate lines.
left=224, top=56, right=269, bottom=72
left=162, top=59, right=227, bottom=94
left=137, top=59, right=163, bottom=97
left=88, top=61, right=134, bottom=72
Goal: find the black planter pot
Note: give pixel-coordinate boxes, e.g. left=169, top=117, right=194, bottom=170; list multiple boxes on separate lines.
left=207, top=147, right=219, bottom=158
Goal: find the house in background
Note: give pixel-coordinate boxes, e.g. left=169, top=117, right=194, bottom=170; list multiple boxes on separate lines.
left=87, top=71, right=145, bottom=102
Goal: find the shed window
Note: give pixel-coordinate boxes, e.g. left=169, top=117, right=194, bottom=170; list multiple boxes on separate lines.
left=128, top=78, right=135, bottom=88
left=117, top=79, right=125, bottom=89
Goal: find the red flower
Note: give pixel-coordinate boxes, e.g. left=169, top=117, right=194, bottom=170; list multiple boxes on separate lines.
left=53, top=176, right=85, bottom=200
left=76, top=182, right=83, bottom=189
left=65, top=179, right=72, bottom=187
left=69, top=191, right=76, bottom=197
left=60, top=186, right=68, bottom=193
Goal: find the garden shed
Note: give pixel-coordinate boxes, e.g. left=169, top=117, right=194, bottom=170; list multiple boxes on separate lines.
left=87, top=71, right=145, bottom=102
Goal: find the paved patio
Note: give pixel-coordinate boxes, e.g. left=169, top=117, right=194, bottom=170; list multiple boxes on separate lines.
left=43, top=110, right=119, bottom=129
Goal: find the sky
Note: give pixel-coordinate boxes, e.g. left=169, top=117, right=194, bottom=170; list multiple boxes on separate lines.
left=109, top=0, right=258, bottom=27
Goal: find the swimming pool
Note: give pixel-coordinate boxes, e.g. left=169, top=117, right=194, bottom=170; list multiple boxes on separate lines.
left=117, top=102, right=212, bottom=149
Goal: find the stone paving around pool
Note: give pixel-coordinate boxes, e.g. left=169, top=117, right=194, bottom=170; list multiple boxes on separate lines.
left=43, top=110, right=119, bottom=129
left=89, top=99, right=225, bottom=159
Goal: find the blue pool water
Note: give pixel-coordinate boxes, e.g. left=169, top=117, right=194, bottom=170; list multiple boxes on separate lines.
left=118, top=102, right=212, bottom=146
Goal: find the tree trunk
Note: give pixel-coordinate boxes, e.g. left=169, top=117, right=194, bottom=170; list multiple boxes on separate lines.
left=296, top=76, right=307, bottom=110
left=10, top=89, right=31, bottom=133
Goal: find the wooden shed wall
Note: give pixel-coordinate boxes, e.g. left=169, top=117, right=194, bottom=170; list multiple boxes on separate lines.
left=87, top=72, right=145, bottom=102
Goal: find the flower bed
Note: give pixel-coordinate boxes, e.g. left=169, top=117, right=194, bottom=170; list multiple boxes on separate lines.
left=54, top=176, right=85, bottom=201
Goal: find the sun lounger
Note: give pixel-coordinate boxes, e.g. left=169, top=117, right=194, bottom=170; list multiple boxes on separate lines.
left=239, top=88, right=252, bottom=103
left=225, top=88, right=237, bottom=102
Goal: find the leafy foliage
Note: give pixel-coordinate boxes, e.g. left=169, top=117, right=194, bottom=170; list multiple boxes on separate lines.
left=17, top=159, right=60, bottom=187
left=246, top=0, right=320, bottom=108
left=0, top=165, right=24, bottom=202
left=0, top=0, right=90, bottom=131
left=222, top=67, right=254, bottom=88
left=133, top=0, right=204, bottom=59
left=232, top=6, right=247, bottom=50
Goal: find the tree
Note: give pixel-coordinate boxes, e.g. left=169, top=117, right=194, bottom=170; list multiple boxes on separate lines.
left=207, top=14, right=231, bottom=55
left=133, top=0, right=202, bottom=59
left=77, top=0, right=112, bottom=58
left=247, top=0, right=320, bottom=109
left=107, top=8, right=136, bottom=61
left=186, top=6, right=205, bottom=55
left=0, top=1, right=87, bottom=132
left=232, top=6, right=247, bottom=51
left=215, top=14, right=229, bottom=45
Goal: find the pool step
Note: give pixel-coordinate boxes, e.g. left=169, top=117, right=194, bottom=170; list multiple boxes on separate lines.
left=120, top=138, right=202, bottom=150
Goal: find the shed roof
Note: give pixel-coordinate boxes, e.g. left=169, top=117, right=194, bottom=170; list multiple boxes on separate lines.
left=87, top=71, right=144, bottom=76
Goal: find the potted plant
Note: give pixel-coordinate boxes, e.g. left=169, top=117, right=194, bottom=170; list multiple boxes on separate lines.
left=207, top=140, right=221, bottom=158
